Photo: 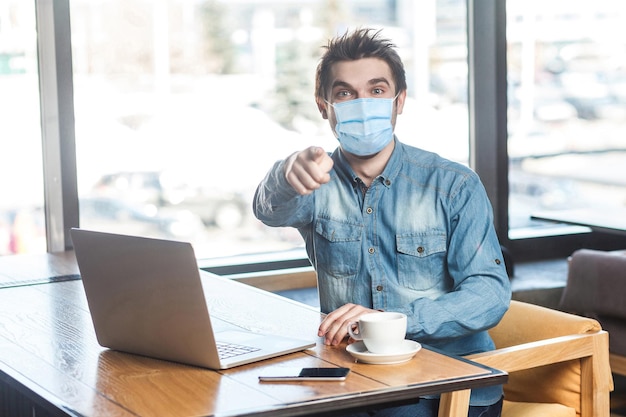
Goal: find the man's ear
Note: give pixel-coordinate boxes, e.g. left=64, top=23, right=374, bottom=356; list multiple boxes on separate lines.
left=316, top=99, right=329, bottom=119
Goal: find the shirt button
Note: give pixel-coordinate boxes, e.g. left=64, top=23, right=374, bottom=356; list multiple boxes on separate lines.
left=495, top=259, right=501, bottom=265
left=385, top=179, right=391, bottom=186
left=417, top=246, right=425, bottom=254
left=368, top=247, right=375, bottom=254
left=376, top=285, right=383, bottom=292
left=366, top=207, right=373, bottom=214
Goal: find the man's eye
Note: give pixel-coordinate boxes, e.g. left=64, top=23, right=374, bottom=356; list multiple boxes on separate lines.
left=372, top=88, right=384, bottom=95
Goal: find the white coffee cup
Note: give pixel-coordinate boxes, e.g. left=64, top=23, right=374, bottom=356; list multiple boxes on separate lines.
left=347, top=312, right=407, bottom=354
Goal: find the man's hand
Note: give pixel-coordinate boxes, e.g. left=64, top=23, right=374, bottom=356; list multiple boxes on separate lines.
left=318, top=303, right=379, bottom=346
left=284, top=146, right=334, bottom=195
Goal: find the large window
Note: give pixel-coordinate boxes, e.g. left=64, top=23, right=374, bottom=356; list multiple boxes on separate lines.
left=69, top=0, right=469, bottom=259
left=2, top=0, right=624, bottom=263
left=506, top=0, right=626, bottom=237
left=0, top=0, right=45, bottom=255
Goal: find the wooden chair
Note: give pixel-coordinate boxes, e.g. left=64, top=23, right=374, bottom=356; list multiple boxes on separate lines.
left=466, top=300, right=613, bottom=417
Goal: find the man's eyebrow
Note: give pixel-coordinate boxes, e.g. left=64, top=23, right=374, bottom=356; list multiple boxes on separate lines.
left=331, top=78, right=391, bottom=90
left=331, top=80, right=353, bottom=90
left=368, top=77, right=391, bottom=86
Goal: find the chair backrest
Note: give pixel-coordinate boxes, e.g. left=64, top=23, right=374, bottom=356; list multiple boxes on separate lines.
left=468, top=300, right=612, bottom=417
left=560, top=248, right=626, bottom=361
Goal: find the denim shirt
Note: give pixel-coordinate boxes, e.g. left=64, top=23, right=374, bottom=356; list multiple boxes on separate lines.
left=254, top=139, right=511, bottom=405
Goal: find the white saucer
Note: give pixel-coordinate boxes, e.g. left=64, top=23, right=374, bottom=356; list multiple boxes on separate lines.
left=346, top=340, right=421, bottom=365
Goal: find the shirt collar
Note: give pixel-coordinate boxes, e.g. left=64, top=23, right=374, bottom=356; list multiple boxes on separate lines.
left=333, top=136, right=403, bottom=190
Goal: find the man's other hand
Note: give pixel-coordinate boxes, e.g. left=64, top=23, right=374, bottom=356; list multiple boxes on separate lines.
left=318, top=303, right=379, bottom=347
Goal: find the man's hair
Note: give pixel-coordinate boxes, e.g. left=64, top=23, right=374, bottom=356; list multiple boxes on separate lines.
left=315, top=28, right=407, bottom=101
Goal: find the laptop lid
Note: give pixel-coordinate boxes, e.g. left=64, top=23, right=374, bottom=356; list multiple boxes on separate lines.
left=71, top=228, right=315, bottom=369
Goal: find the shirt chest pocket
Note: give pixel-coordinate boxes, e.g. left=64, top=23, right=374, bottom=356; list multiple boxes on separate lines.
left=396, top=232, right=447, bottom=291
left=315, top=218, right=362, bottom=279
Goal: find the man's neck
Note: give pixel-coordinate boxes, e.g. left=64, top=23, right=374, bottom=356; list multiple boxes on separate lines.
left=342, top=140, right=395, bottom=187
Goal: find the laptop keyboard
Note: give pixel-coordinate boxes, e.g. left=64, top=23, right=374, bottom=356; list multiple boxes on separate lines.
left=216, top=341, right=261, bottom=359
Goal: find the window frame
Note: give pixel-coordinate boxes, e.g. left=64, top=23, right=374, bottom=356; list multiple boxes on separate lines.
left=36, top=0, right=78, bottom=252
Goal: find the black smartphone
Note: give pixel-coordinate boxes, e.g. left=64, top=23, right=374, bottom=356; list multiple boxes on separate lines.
left=258, top=367, right=350, bottom=382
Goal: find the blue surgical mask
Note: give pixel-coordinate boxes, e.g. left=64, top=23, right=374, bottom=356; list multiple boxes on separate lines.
left=328, top=96, right=397, bottom=156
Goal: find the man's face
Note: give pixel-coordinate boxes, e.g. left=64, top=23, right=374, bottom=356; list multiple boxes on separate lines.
left=317, top=57, right=406, bottom=134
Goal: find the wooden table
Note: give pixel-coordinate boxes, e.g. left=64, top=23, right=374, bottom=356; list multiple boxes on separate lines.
left=0, top=252, right=506, bottom=417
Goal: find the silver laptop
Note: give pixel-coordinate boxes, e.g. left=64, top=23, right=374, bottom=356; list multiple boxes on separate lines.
left=71, top=228, right=315, bottom=369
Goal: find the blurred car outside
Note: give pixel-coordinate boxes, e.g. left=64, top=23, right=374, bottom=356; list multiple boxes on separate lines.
left=89, top=171, right=248, bottom=231
left=79, top=196, right=205, bottom=240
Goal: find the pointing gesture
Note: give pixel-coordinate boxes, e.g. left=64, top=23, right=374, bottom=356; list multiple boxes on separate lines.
left=284, top=146, right=334, bottom=195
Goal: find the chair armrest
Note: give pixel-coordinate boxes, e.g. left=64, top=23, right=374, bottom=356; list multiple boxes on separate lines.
left=467, top=332, right=605, bottom=373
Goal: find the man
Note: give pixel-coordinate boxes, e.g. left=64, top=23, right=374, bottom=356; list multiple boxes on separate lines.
left=253, top=28, right=511, bottom=417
